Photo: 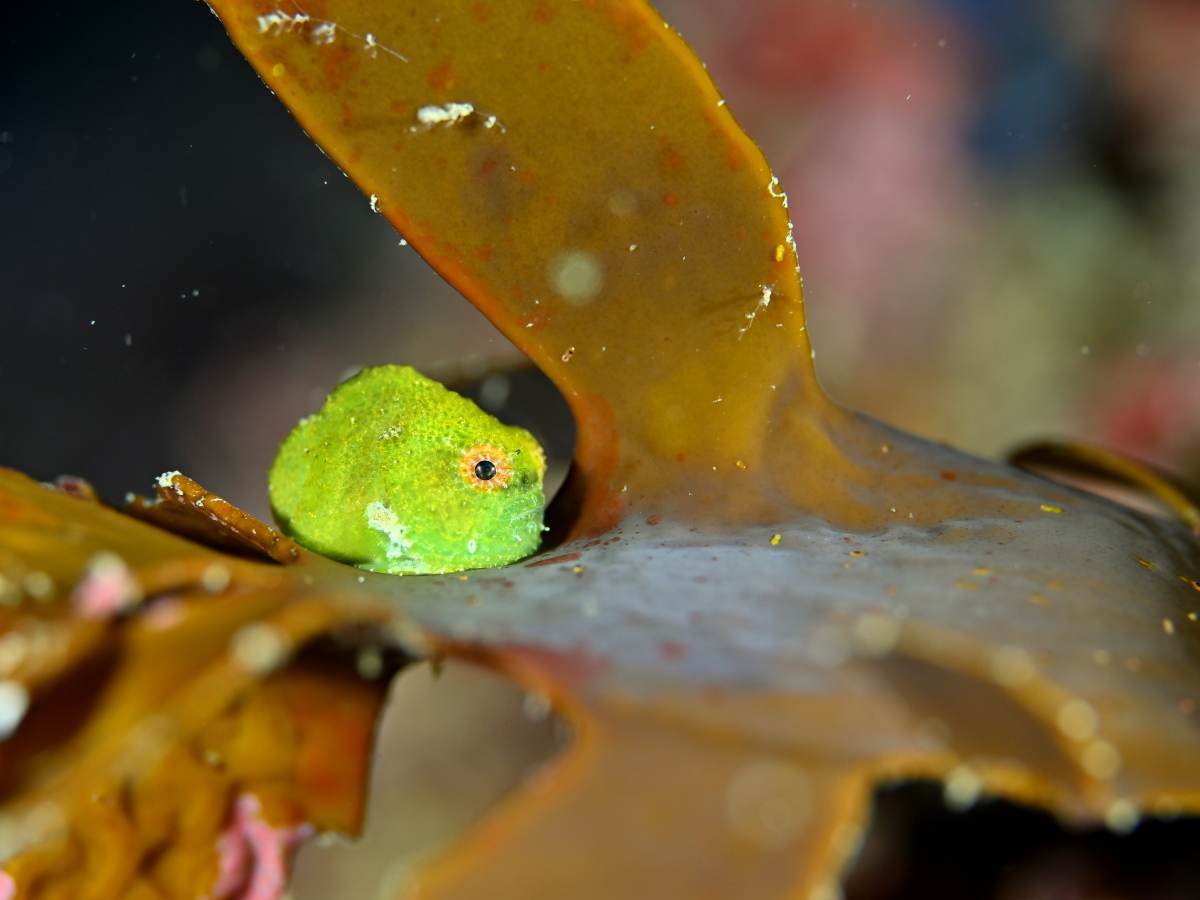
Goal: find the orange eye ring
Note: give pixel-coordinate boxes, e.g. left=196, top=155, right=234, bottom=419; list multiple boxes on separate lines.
left=460, top=444, right=513, bottom=491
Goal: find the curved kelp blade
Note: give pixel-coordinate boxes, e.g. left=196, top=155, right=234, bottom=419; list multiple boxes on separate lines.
left=205, top=0, right=824, bottom=533
left=0, top=470, right=407, bottom=898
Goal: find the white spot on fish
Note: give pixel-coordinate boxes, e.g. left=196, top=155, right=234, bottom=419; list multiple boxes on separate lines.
left=366, top=501, right=413, bottom=559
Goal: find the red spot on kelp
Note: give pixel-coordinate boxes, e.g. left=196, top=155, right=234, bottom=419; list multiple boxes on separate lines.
left=660, top=142, right=686, bottom=171
left=389, top=99, right=409, bottom=114
left=526, top=551, right=583, bottom=568
left=475, top=245, right=494, bottom=261
left=532, top=0, right=555, bottom=23
left=663, top=192, right=680, bottom=207
left=940, top=471, right=958, bottom=481
left=658, top=640, right=686, bottom=661
left=675, top=451, right=687, bottom=462
left=319, top=42, right=355, bottom=92
left=470, top=1, right=491, bottom=22
left=502, top=643, right=610, bottom=689
left=427, top=62, right=456, bottom=92
left=646, top=514, right=661, bottom=526
left=479, top=158, right=499, bottom=177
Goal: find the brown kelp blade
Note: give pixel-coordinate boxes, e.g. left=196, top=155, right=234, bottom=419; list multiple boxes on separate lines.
left=204, top=0, right=829, bottom=533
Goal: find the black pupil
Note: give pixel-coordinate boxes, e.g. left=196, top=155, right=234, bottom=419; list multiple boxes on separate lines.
left=474, top=459, right=497, bottom=481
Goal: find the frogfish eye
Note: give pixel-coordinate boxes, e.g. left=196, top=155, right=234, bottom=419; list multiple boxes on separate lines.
left=460, top=443, right=513, bottom=491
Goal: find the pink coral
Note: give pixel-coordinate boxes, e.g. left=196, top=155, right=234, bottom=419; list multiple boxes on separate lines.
left=211, top=793, right=313, bottom=900
left=71, top=552, right=142, bottom=619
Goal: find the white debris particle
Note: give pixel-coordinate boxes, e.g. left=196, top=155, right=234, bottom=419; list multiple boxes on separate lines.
left=256, top=10, right=309, bottom=34
left=416, top=102, right=475, bottom=127
left=1081, top=739, right=1121, bottom=780
left=356, top=646, right=385, bottom=680
left=311, top=21, right=336, bottom=44
left=767, top=175, right=789, bottom=208
left=364, top=31, right=378, bottom=56
left=467, top=539, right=478, bottom=555
left=522, top=691, right=552, bottom=721
left=851, top=613, right=900, bottom=657
left=549, top=251, right=604, bottom=304
left=230, top=622, right=290, bottom=675
left=365, top=501, right=412, bottom=559
left=0, top=680, right=30, bottom=740
left=22, top=572, right=53, bottom=601
left=200, top=563, right=232, bottom=594
left=989, top=645, right=1036, bottom=686
left=1104, top=799, right=1139, bottom=834
left=379, top=424, right=404, bottom=439
left=806, top=623, right=849, bottom=667
left=156, top=470, right=182, bottom=490
left=737, top=284, right=774, bottom=339
left=0, top=632, right=28, bottom=677
left=943, top=765, right=983, bottom=811
left=369, top=193, right=380, bottom=213
left=725, top=759, right=812, bottom=849
left=1055, top=698, right=1098, bottom=742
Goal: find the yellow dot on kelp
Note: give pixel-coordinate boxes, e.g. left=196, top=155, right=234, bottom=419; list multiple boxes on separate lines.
left=1039, top=503, right=1063, bottom=514
left=1104, top=799, right=1139, bottom=834
left=1163, top=618, right=1176, bottom=635
left=271, top=62, right=287, bottom=78
left=1056, top=699, right=1098, bottom=741
left=1136, top=557, right=1155, bottom=569
left=990, top=645, right=1036, bottom=686
left=770, top=533, right=782, bottom=546
left=773, top=244, right=785, bottom=262
left=1082, top=740, right=1121, bottom=780
left=724, top=759, right=812, bottom=849
left=943, top=765, right=983, bottom=812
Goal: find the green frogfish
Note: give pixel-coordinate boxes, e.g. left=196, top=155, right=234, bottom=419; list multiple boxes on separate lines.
left=268, top=365, right=546, bottom=574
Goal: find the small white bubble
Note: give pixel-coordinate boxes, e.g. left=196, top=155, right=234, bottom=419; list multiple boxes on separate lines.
left=230, top=622, right=290, bottom=675
left=943, top=765, right=983, bottom=811
left=549, top=251, right=604, bottom=304
left=0, top=680, right=30, bottom=740
left=725, top=759, right=812, bottom=848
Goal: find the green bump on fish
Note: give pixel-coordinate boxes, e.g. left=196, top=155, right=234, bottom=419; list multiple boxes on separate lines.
left=268, top=365, right=546, bottom=574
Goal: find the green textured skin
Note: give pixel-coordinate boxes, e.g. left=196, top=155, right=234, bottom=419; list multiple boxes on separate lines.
left=268, top=365, right=546, bottom=575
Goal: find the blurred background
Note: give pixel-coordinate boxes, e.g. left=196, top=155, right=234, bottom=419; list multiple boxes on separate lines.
left=3, top=1, right=1199, bottom=898
left=2, top=0, right=1198, bottom=514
